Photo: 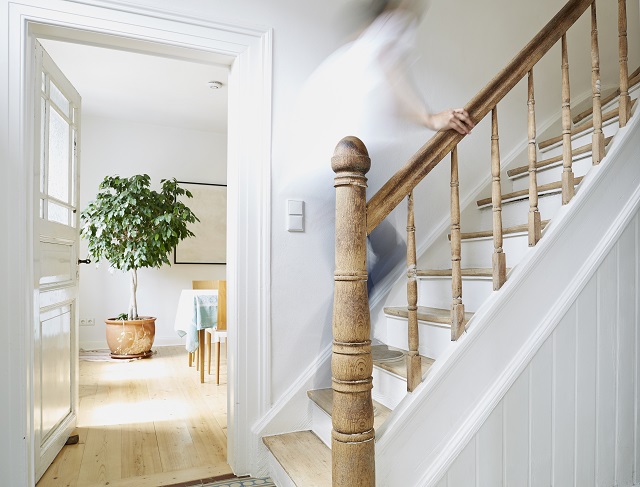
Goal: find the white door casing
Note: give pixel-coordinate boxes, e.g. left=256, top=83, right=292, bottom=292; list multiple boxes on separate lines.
left=3, top=3, right=272, bottom=485
left=33, top=40, right=81, bottom=481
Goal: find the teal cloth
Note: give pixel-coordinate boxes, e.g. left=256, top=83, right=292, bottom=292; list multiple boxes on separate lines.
left=184, top=294, right=218, bottom=353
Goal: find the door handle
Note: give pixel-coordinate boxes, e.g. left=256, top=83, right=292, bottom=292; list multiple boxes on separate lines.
left=77, top=258, right=92, bottom=265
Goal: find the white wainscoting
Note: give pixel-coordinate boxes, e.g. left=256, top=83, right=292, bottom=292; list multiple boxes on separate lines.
left=437, top=214, right=640, bottom=487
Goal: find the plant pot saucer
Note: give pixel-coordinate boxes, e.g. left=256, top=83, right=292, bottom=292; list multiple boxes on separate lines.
left=110, top=350, right=154, bottom=360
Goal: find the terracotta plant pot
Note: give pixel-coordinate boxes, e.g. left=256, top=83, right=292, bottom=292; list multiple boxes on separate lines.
left=105, top=316, right=156, bottom=359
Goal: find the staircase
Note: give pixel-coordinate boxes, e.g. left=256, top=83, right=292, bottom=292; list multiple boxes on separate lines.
left=262, top=0, right=640, bottom=485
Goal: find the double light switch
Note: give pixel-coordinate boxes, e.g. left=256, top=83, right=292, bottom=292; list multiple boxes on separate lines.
left=287, top=199, right=304, bottom=232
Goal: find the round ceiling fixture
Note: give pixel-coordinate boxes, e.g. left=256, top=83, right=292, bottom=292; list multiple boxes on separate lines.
left=208, top=81, right=224, bottom=90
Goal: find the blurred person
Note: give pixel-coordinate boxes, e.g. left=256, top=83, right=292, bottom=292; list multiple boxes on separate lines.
left=286, top=0, right=474, bottom=290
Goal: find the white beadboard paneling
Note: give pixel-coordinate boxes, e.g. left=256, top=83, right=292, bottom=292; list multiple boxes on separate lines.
left=504, top=372, right=530, bottom=486
left=529, top=339, right=552, bottom=487
left=476, top=403, right=503, bottom=487
left=617, top=222, right=637, bottom=485
left=553, top=305, right=576, bottom=487
left=575, top=275, right=598, bottom=486
left=440, top=211, right=640, bottom=487
left=597, top=249, right=618, bottom=487
left=446, top=437, right=476, bottom=486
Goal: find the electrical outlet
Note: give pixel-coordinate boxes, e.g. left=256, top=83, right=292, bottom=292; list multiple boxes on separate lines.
left=87, top=318, right=95, bottom=326
left=80, top=319, right=87, bottom=326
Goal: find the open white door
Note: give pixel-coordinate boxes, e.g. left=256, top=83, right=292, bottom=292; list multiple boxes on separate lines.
left=32, top=40, right=82, bottom=482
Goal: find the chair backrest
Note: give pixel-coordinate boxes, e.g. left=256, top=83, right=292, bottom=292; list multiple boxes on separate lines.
left=191, top=280, right=226, bottom=331
left=192, top=280, right=216, bottom=290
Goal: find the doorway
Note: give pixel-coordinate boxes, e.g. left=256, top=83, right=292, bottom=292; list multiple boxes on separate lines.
left=5, top=4, right=272, bottom=485
left=34, top=36, right=231, bottom=484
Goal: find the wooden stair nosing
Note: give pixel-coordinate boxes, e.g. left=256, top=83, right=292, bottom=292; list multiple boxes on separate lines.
left=507, top=137, right=613, bottom=178
left=539, top=98, right=637, bottom=150
left=263, top=431, right=331, bottom=487
left=384, top=305, right=474, bottom=324
left=572, top=67, right=640, bottom=125
left=476, top=176, right=584, bottom=207
left=307, top=388, right=392, bottom=428
left=416, top=267, right=496, bottom=278
left=448, top=220, right=550, bottom=241
left=372, top=347, right=434, bottom=380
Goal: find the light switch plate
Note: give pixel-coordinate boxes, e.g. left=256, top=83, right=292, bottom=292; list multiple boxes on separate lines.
left=287, top=214, right=304, bottom=232
left=288, top=199, right=304, bottom=215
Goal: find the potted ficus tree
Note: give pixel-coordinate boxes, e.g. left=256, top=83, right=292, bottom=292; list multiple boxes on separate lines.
left=81, top=174, right=198, bottom=358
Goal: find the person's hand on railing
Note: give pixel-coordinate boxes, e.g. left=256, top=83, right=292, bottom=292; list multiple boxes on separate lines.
left=423, top=108, right=474, bottom=135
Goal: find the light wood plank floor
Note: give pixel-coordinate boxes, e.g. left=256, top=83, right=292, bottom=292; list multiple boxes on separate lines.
left=37, top=345, right=231, bottom=487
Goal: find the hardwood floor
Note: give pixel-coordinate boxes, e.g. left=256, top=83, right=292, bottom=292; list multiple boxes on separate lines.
left=37, top=345, right=231, bottom=487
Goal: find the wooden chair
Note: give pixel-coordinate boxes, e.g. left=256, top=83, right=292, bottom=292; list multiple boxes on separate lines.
left=190, top=280, right=226, bottom=384
left=205, top=280, right=227, bottom=385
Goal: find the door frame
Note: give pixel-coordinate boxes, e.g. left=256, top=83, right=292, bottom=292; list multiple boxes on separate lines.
left=5, top=2, right=272, bottom=485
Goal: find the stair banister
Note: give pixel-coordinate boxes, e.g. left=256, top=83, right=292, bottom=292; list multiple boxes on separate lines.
left=527, top=69, right=542, bottom=246
left=491, top=107, right=507, bottom=290
left=561, top=34, right=576, bottom=205
left=366, top=0, right=594, bottom=236
left=591, top=3, right=605, bottom=164
left=619, top=0, right=631, bottom=126
left=406, top=192, right=421, bottom=391
left=450, top=146, right=465, bottom=340
left=331, top=137, right=375, bottom=487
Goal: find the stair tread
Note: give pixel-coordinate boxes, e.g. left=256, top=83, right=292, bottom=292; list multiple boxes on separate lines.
left=448, top=220, right=550, bottom=241
left=572, top=66, right=640, bottom=124
left=476, top=176, right=584, bottom=207
left=384, top=305, right=474, bottom=324
left=263, top=431, right=331, bottom=487
left=307, top=388, right=392, bottom=430
left=539, top=98, right=637, bottom=150
left=507, top=137, right=613, bottom=178
left=417, top=267, right=496, bottom=277
left=371, top=345, right=434, bottom=379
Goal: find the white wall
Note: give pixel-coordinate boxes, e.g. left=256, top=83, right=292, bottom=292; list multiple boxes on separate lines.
left=77, top=115, right=227, bottom=348
left=437, top=213, right=640, bottom=487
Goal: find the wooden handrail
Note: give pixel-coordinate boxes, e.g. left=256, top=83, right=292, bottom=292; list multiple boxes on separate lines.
left=366, top=0, right=594, bottom=235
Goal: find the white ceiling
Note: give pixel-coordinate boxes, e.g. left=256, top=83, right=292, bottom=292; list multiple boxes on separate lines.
left=39, top=39, right=230, bottom=133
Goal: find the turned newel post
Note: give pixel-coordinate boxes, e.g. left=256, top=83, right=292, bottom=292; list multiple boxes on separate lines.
left=331, top=136, right=375, bottom=487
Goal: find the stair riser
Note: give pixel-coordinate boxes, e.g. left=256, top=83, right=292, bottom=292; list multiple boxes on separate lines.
left=266, top=451, right=297, bottom=487
left=372, top=365, right=408, bottom=410
left=459, top=232, right=530, bottom=269
left=537, top=116, right=620, bottom=155
left=475, top=191, right=563, bottom=230
left=386, top=315, right=451, bottom=360
left=311, top=406, right=332, bottom=448
left=417, top=276, right=493, bottom=312
left=509, top=150, right=592, bottom=191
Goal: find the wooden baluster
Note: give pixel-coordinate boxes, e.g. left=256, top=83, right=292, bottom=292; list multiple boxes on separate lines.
left=406, top=192, right=421, bottom=391
left=491, top=107, right=506, bottom=290
left=561, top=34, right=575, bottom=205
left=527, top=70, right=541, bottom=246
left=331, top=136, right=375, bottom=487
left=619, top=0, right=631, bottom=127
left=591, top=2, right=605, bottom=164
left=450, top=146, right=464, bottom=340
